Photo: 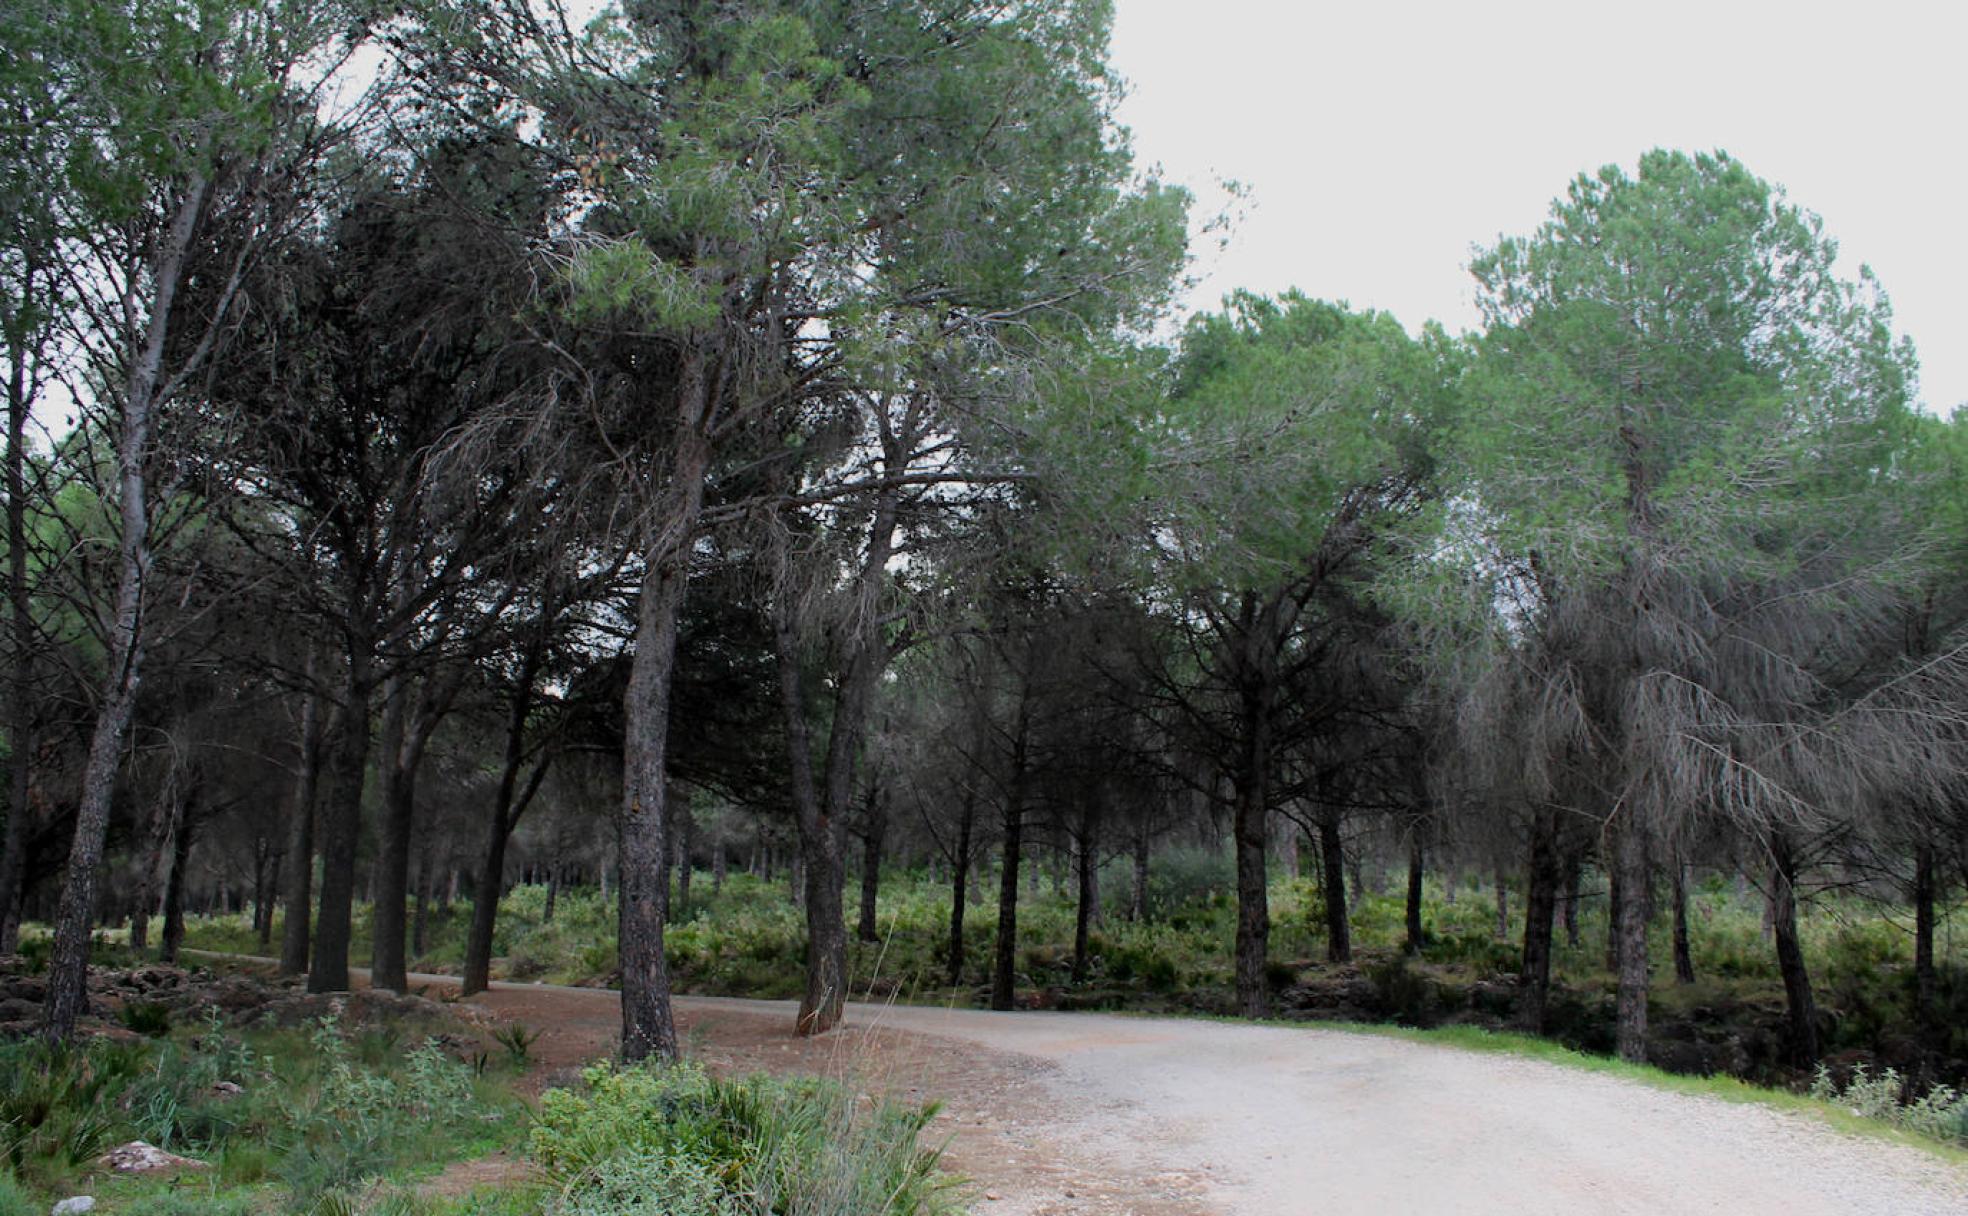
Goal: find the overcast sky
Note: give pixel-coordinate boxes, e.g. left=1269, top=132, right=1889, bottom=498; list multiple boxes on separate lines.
left=1108, top=0, right=1967, bottom=413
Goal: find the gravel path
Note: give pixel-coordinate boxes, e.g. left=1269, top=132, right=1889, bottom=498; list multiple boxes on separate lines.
left=205, top=958, right=1968, bottom=1216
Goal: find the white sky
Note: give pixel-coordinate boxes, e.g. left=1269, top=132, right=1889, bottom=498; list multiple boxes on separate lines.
left=1109, top=0, right=1968, bottom=413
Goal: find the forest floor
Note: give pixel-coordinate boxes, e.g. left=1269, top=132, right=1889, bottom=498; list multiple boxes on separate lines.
left=273, top=959, right=1968, bottom=1216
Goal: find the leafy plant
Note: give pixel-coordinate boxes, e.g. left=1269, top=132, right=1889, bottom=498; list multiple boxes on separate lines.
left=492, top=1022, right=541, bottom=1068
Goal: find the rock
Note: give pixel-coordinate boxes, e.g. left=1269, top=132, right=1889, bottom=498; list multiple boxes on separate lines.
left=98, top=1141, right=208, bottom=1174
left=51, top=1198, right=96, bottom=1215
left=211, top=1081, right=244, bottom=1097
left=984, top=1192, right=1002, bottom=1201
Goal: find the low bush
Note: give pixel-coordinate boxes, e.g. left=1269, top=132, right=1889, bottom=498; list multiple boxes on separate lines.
left=1810, top=1063, right=1968, bottom=1145
left=533, top=1062, right=953, bottom=1216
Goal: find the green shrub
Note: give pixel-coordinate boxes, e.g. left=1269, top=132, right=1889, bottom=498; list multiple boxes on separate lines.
left=533, top=1062, right=953, bottom=1216
left=1810, top=1063, right=1968, bottom=1145
left=119, top=1000, right=173, bottom=1037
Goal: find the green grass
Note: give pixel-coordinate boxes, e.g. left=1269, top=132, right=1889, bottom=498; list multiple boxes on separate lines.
left=0, top=1007, right=529, bottom=1214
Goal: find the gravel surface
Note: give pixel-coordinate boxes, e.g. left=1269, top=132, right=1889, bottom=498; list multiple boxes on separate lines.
left=220, top=959, right=1968, bottom=1216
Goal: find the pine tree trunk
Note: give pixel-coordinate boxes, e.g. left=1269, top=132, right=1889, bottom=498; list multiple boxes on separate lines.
left=43, top=179, right=210, bottom=1040
left=1769, top=830, right=1820, bottom=1066
left=1914, top=842, right=1937, bottom=1023
left=991, top=696, right=1032, bottom=1012
left=159, top=808, right=194, bottom=965
left=1670, top=860, right=1696, bottom=984
left=1612, top=818, right=1651, bottom=1064
left=1071, top=795, right=1100, bottom=983
left=1318, top=802, right=1349, bottom=964
left=947, top=793, right=973, bottom=986
left=1561, top=856, right=1581, bottom=948
left=309, top=657, right=374, bottom=994
left=1404, top=834, right=1425, bottom=955
left=1520, top=809, right=1561, bottom=1032
left=1494, top=868, right=1509, bottom=941
left=673, top=802, right=693, bottom=917
left=410, top=837, right=434, bottom=959
left=279, top=686, right=325, bottom=976
left=370, top=678, right=413, bottom=992
left=253, top=836, right=277, bottom=948
left=858, top=800, right=884, bottom=943
left=0, top=282, right=37, bottom=958
left=463, top=659, right=549, bottom=997
left=712, top=836, right=726, bottom=894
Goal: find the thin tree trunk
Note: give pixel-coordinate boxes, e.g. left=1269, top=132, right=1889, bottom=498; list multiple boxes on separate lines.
left=1280, top=823, right=1299, bottom=881
left=43, top=175, right=209, bottom=1042
left=1494, top=868, right=1509, bottom=940
left=462, top=639, right=548, bottom=996
left=857, top=787, right=885, bottom=943
left=712, top=835, right=726, bottom=893
left=130, top=770, right=183, bottom=953
left=1612, top=818, right=1651, bottom=1064
left=369, top=676, right=412, bottom=991
left=1670, top=859, right=1696, bottom=985
left=410, top=836, right=434, bottom=959
left=309, top=654, right=374, bottom=994
left=256, top=841, right=279, bottom=950
left=279, top=686, right=326, bottom=976
left=673, top=800, right=693, bottom=917
left=617, top=379, right=712, bottom=1064
left=947, top=792, right=973, bottom=986
left=1561, top=856, right=1581, bottom=948
left=990, top=695, right=1032, bottom=1012
left=1520, top=808, right=1561, bottom=1032
left=1914, top=842, right=1937, bottom=1023
left=1769, top=830, right=1820, bottom=1066
left=0, top=270, right=35, bottom=955
left=1071, top=793, right=1100, bottom=983
left=1130, top=819, right=1150, bottom=922
left=1404, top=832, right=1425, bottom=954
left=1317, top=802, right=1350, bottom=964
left=159, top=806, right=195, bottom=965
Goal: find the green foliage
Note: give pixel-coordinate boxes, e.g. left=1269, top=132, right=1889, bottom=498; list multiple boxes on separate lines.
left=1811, top=1064, right=1968, bottom=1145
left=533, top=1062, right=952, bottom=1216
left=119, top=1000, right=173, bottom=1037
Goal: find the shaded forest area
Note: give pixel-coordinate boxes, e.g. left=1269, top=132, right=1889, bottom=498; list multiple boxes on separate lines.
left=6, top=0, right=1968, bottom=1128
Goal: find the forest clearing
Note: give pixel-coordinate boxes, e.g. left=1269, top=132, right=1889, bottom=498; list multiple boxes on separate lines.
left=7, top=0, right=1968, bottom=1213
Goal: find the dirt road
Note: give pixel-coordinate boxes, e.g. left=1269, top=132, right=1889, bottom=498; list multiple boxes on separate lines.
left=362, top=966, right=1963, bottom=1216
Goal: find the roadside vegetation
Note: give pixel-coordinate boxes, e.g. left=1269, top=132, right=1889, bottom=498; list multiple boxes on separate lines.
left=180, top=857, right=1968, bottom=1112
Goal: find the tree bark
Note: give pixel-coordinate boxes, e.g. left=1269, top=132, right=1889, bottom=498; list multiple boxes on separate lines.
left=43, top=174, right=208, bottom=1042
left=369, top=677, right=411, bottom=990
left=0, top=262, right=36, bottom=956
left=1071, top=790, right=1101, bottom=983
left=1914, top=842, right=1937, bottom=1023
left=130, top=770, right=184, bottom=953
left=990, top=694, right=1032, bottom=1012
left=1670, top=859, right=1696, bottom=985
left=463, top=637, right=549, bottom=996
left=1493, top=868, right=1509, bottom=941
left=1317, top=801, right=1350, bottom=964
left=1561, top=856, right=1581, bottom=949
left=309, top=653, right=374, bottom=994
left=1131, top=819, right=1150, bottom=922
left=410, top=834, right=434, bottom=958
left=1769, top=830, right=1820, bottom=1066
left=617, top=363, right=714, bottom=1064
left=672, top=800, right=693, bottom=916
left=1520, top=808, right=1561, bottom=1032
left=946, top=791, right=973, bottom=986
left=1612, top=818, right=1651, bottom=1064
left=278, top=686, right=326, bottom=976
left=1404, top=832, right=1425, bottom=954
left=159, top=804, right=195, bottom=965
left=857, top=788, right=885, bottom=943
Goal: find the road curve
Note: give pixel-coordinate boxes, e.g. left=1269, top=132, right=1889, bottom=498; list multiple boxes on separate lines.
left=187, top=957, right=1968, bottom=1215
left=692, top=995, right=1968, bottom=1216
